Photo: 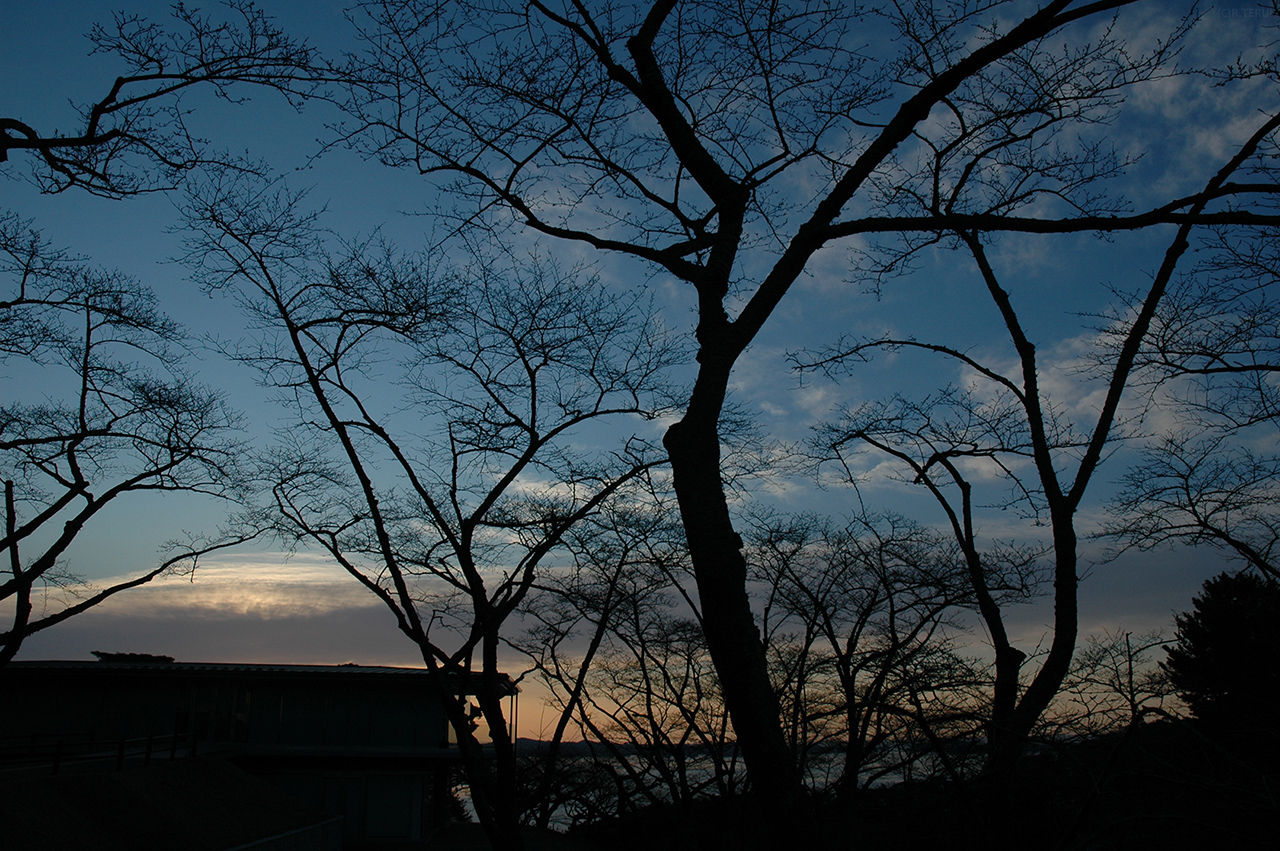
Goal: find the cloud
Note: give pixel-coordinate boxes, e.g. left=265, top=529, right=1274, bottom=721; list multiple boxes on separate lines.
left=13, top=552, right=423, bottom=667
left=35, top=553, right=383, bottom=623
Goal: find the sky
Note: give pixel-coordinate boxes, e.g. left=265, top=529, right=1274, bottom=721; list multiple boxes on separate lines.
left=4, top=1, right=1278, bottom=739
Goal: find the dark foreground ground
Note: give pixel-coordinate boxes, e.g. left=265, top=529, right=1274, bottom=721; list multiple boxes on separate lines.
left=5, top=721, right=1270, bottom=850
left=570, top=722, right=1278, bottom=851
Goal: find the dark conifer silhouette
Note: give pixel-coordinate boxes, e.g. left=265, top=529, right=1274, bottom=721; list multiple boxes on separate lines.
left=1165, top=572, right=1280, bottom=732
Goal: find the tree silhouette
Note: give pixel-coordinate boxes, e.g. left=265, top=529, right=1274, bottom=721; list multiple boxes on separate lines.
left=181, top=171, right=676, bottom=850
left=307, top=1, right=1280, bottom=812
left=0, top=2, right=312, bottom=197
left=69, top=0, right=1280, bottom=830
left=0, top=211, right=259, bottom=666
left=745, top=510, right=990, bottom=790
left=516, top=485, right=691, bottom=829
left=1108, top=435, right=1280, bottom=582
left=1165, top=571, right=1280, bottom=733
left=803, top=100, right=1280, bottom=772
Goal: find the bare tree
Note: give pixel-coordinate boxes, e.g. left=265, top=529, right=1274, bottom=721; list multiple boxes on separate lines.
left=745, top=510, right=991, bottom=791
left=572, top=605, right=746, bottom=814
left=290, top=1, right=1280, bottom=810
left=1107, top=434, right=1280, bottom=580
left=519, top=480, right=748, bottom=819
left=1, top=3, right=312, bottom=660
left=796, top=60, right=1280, bottom=766
left=1106, top=185, right=1280, bottom=579
left=72, top=3, right=1280, bottom=824
left=1, top=2, right=313, bottom=197
left=515, top=481, right=687, bottom=829
left=0, top=211, right=258, bottom=665
left=527, top=505, right=997, bottom=812
left=809, top=385, right=1057, bottom=772
left=180, top=171, right=676, bottom=850
left=1051, top=629, right=1172, bottom=737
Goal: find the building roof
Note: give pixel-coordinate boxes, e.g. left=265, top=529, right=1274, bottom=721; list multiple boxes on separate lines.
left=4, top=660, right=519, bottom=696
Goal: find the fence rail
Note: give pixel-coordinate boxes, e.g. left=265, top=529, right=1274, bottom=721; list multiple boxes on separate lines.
left=0, top=730, right=201, bottom=774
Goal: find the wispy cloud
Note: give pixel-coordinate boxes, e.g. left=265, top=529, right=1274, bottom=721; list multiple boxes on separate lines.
left=47, top=554, right=382, bottom=621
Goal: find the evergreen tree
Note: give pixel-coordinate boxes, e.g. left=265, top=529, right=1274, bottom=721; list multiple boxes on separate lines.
left=1165, top=572, right=1280, bottom=731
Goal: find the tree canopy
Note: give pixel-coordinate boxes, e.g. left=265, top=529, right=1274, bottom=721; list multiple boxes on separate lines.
left=1165, top=571, right=1280, bottom=732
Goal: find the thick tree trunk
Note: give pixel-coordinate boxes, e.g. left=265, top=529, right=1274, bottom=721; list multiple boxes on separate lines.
left=1, top=480, right=30, bottom=668
left=428, top=642, right=525, bottom=851
left=473, top=634, right=526, bottom=851
left=984, top=518, right=1079, bottom=775
left=664, top=408, right=802, bottom=811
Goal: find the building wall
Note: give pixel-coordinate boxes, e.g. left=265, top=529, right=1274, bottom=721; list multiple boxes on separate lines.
left=0, top=664, right=472, bottom=841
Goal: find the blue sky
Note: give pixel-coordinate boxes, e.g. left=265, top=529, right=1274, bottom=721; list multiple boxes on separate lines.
left=5, top=1, right=1278, bottom=736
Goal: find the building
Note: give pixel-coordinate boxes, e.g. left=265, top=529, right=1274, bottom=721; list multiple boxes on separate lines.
left=0, top=656, right=518, bottom=845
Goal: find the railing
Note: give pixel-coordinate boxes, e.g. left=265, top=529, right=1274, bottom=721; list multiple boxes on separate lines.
left=0, top=730, right=201, bottom=775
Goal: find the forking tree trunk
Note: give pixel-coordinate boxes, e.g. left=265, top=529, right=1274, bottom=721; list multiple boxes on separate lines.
left=984, top=515, right=1081, bottom=776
